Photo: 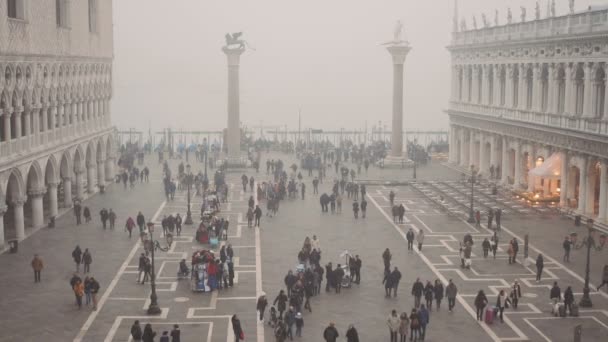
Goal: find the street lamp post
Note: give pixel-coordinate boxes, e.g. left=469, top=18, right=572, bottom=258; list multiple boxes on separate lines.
left=573, top=218, right=607, bottom=307
left=146, top=222, right=161, bottom=315
left=185, top=164, right=193, bottom=225
left=467, top=165, right=477, bottom=223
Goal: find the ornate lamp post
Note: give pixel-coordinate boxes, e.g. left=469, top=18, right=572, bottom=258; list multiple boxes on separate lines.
left=184, top=164, right=193, bottom=225
left=467, top=165, right=477, bottom=223
left=146, top=222, right=162, bottom=315
left=572, top=218, right=606, bottom=307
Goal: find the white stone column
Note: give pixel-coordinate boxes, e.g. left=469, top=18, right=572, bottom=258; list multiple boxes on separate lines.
left=14, top=107, right=22, bottom=140
left=598, top=160, right=608, bottom=222
left=501, top=137, right=510, bottom=184
left=105, top=157, right=115, bottom=182
left=582, top=63, right=594, bottom=118
left=479, top=134, right=487, bottom=176
left=493, top=66, right=501, bottom=105
left=603, top=66, right=608, bottom=119
left=12, top=198, right=25, bottom=240
left=532, top=64, right=542, bottom=111
left=450, top=66, right=457, bottom=101
left=514, top=140, right=522, bottom=189
left=505, top=65, right=514, bottom=107
left=489, top=135, right=498, bottom=170
left=564, top=64, right=573, bottom=114
left=47, top=182, right=58, bottom=217
left=463, top=68, right=470, bottom=102
left=472, top=66, right=480, bottom=104
left=87, top=163, right=96, bottom=193
left=469, top=131, right=476, bottom=169
left=547, top=64, right=556, bottom=113
left=28, top=188, right=46, bottom=228
left=560, top=151, right=568, bottom=207
left=223, top=47, right=246, bottom=162
left=74, top=171, right=84, bottom=200
left=3, top=111, right=12, bottom=142
left=578, top=156, right=588, bottom=213
left=63, top=177, right=73, bottom=207
left=460, top=129, right=467, bottom=167
left=518, top=64, right=527, bottom=110
left=0, top=205, right=6, bottom=246
left=385, top=44, right=411, bottom=159
left=528, top=146, right=537, bottom=192
left=97, top=159, right=105, bottom=187
left=481, top=65, right=488, bottom=105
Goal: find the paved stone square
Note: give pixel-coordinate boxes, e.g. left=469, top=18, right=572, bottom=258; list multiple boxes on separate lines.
left=0, top=153, right=606, bottom=342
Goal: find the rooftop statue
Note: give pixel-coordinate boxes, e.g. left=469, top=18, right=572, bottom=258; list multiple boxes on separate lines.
left=569, top=0, right=575, bottom=14
left=535, top=1, right=541, bottom=20
left=507, top=8, right=513, bottom=24
left=383, top=20, right=409, bottom=45
left=495, top=9, right=499, bottom=26
left=521, top=6, right=527, bottom=22
left=224, top=32, right=255, bottom=51
left=472, top=15, right=477, bottom=29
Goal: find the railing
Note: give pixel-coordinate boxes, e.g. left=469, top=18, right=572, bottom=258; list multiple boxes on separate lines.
left=449, top=101, right=608, bottom=136
left=452, top=8, right=608, bottom=46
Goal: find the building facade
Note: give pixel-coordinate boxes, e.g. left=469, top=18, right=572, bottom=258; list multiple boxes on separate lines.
left=447, top=5, right=608, bottom=222
left=0, top=0, right=114, bottom=245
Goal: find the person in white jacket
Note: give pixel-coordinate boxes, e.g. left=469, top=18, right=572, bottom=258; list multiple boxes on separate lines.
left=417, top=231, right=425, bottom=251
left=387, top=309, right=401, bottom=342
left=312, top=235, right=321, bottom=252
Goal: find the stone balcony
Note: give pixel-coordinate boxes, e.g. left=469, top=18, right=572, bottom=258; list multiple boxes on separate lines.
left=448, top=101, right=608, bottom=137
left=451, top=7, right=608, bottom=47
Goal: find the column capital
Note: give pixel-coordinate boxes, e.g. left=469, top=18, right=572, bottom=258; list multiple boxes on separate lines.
left=1, top=108, right=13, bottom=117
left=96, top=158, right=106, bottom=165
left=386, top=45, right=412, bottom=65
left=47, top=182, right=59, bottom=188
left=10, top=196, right=27, bottom=207
left=13, top=106, right=24, bottom=115
left=28, top=188, right=47, bottom=197
left=62, top=176, right=72, bottom=182
left=0, top=204, right=7, bottom=215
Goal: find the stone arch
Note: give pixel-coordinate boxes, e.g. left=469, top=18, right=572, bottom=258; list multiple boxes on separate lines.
left=3, top=168, right=26, bottom=240
left=44, top=155, right=59, bottom=185
left=26, top=160, right=44, bottom=192
left=73, top=145, right=84, bottom=173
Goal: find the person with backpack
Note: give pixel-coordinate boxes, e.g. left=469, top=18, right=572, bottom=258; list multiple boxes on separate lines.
left=231, top=314, right=243, bottom=342
left=89, top=277, right=100, bottom=310
left=346, top=324, right=360, bottom=342
left=409, top=308, right=420, bottom=341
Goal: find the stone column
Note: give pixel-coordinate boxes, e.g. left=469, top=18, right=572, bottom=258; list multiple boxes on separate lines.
left=460, top=129, right=467, bottom=167
left=505, top=65, right=514, bottom=107
left=223, top=47, right=245, bottom=162
left=87, top=163, right=96, bottom=193
left=598, top=160, right=608, bottom=222
left=479, top=134, right=487, bottom=175
left=47, top=182, right=59, bottom=217
left=547, top=64, right=556, bottom=113
left=501, top=137, right=510, bottom=184
left=97, top=159, right=105, bottom=187
left=14, top=107, right=22, bottom=139
left=582, top=63, right=594, bottom=117
left=463, top=68, right=470, bottom=102
left=28, top=188, right=46, bottom=228
left=564, top=64, right=573, bottom=114
left=603, top=66, right=608, bottom=119
left=578, top=156, right=588, bottom=213
left=489, top=135, right=498, bottom=170
left=12, top=198, right=25, bottom=240
left=514, top=140, right=522, bottom=189
left=532, top=64, right=542, bottom=111
left=74, top=171, right=84, bottom=200
left=63, top=177, right=73, bottom=207
left=518, top=64, right=527, bottom=110
left=105, top=157, right=115, bottom=182
left=471, top=67, right=480, bottom=104
left=469, top=131, right=476, bottom=169
left=3, top=111, right=12, bottom=142
left=0, top=205, right=6, bottom=246
left=481, top=65, right=488, bottom=105
left=23, top=107, right=31, bottom=137
left=493, top=66, right=501, bottom=105
left=528, top=146, right=537, bottom=192
left=386, top=44, right=412, bottom=159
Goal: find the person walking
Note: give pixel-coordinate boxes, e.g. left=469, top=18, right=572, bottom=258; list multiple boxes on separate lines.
left=73, top=279, right=84, bottom=309
left=387, top=310, right=400, bottom=342
left=382, top=248, right=392, bottom=274
left=74, top=202, right=82, bottom=225
left=391, top=267, right=402, bottom=298
left=412, top=278, right=424, bottom=308
left=170, top=324, right=181, bottom=342
left=84, top=276, right=92, bottom=307
left=406, top=229, right=415, bottom=251
left=535, top=254, right=544, bottom=282
left=294, top=312, right=304, bottom=337
left=383, top=268, right=394, bottom=298
left=137, top=212, right=146, bottom=232
left=159, top=331, right=170, bottom=342
left=563, top=236, right=572, bottom=262
left=353, top=255, right=362, bottom=284
left=273, top=290, right=288, bottom=319
left=31, top=254, right=43, bottom=283
left=424, top=281, right=434, bottom=311
left=108, top=209, right=116, bottom=229
left=83, top=248, right=92, bottom=273
left=510, top=280, right=522, bottom=309
left=512, top=238, right=519, bottom=264
left=125, top=217, right=136, bottom=238
left=564, top=286, right=575, bottom=315
left=346, top=324, right=359, bottom=342
left=598, top=265, right=608, bottom=291
left=491, top=232, right=499, bottom=259
left=83, top=206, right=91, bottom=223
left=100, top=208, right=109, bottom=229
left=254, top=205, right=263, bottom=227
left=417, top=231, right=425, bottom=252
left=142, top=323, right=156, bottom=342
left=495, top=290, right=510, bottom=323
left=257, top=292, right=268, bottom=322
left=323, top=322, right=339, bottom=342
left=445, top=279, right=458, bottom=312
left=418, top=304, right=430, bottom=340
left=89, top=277, right=100, bottom=310
left=231, top=314, right=243, bottom=342
left=474, top=290, right=488, bottom=321
left=409, top=308, right=420, bottom=342
left=361, top=198, right=367, bottom=218
left=72, top=245, right=82, bottom=272
left=130, top=320, right=143, bottom=342
left=482, top=238, right=491, bottom=258
left=284, top=307, right=295, bottom=340
left=550, top=281, right=561, bottom=306
left=398, top=312, right=409, bottom=342
left=434, top=279, right=444, bottom=311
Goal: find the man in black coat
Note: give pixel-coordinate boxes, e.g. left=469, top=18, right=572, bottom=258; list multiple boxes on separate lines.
left=136, top=212, right=145, bottom=232
left=390, top=267, right=402, bottom=298
left=412, top=277, right=424, bottom=308
left=325, top=262, right=333, bottom=292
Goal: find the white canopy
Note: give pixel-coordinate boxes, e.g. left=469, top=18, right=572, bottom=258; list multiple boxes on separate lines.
left=529, top=153, right=562, bottom=179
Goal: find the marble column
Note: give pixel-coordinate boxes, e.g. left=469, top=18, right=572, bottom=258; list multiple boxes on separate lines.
left=479, top=134, right=487, bottom=176
left=578, top=156, right=588, bottom=214
left=489, top=135, right=498, bottom=170
left=472, top=67, right=480, bottom=104
left=518, top=65, right=527, bottom=110
left=14, top=107, right=22, bottom=140
left=560, top=152, right=569, bottom=207
left=63, top=177, right=73, bottom=207
left=74, top=171, right=84, bottom=200
left=3, top=111, right=11, bottom=142
left=481, top=65, right=489, bottom=105
left=463, top=68, right=470, bottom=102
left=514, top=140, right=522, bottom=189
left=603, top=66, right=608, bottom=119
left=460, top=129, right=467, bottom=167
left=97, top=159, right=105, bottom=187
left=564, top=64, right=573, bottom=114
left=105, top=157, right=115, bottom=182
left=598, top=160, right=608, bottom=222
left=582, top=63, right=594, bottom=118
left=0, top=205, right=6, bottom=246
left=469, top=131, right=476, bottom=169
left=532, top=64, right=542, bottom=111
left=223, top=47, right=245, bottom=162
left=87, top=163, right=96, bottom=193
left=500, top=137, right=511, bottom=185
left=505, top=65, right=514, bottom=107
left=28, top=188, right=46, bottom=228
left=12, top=198, right=25, bottom=240
left=47, top=182, right=58, bottom=217
left=386, top=44, right=412, bottom=159
left=547, top=64, right=556, bottom=113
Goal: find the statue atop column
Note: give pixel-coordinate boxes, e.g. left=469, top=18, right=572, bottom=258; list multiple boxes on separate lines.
left=383, top=20, right=409, bottom=46
left=223, top=32, right=254, bottom=51
left=520, top=6, right=527, bottom=22
left=481, top=13, right=489, bottom=28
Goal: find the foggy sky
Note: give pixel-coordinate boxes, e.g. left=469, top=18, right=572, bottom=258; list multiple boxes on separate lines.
left=111, top=0, right=597, bottom=134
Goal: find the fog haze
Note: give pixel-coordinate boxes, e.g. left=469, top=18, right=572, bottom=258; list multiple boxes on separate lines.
left=111, top=0, right=596, bottom=133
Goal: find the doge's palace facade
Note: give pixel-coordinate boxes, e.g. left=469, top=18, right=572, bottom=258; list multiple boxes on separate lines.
left=447, top=4, right=608, bottom=222
left=0, top=0, right=114, bottom=245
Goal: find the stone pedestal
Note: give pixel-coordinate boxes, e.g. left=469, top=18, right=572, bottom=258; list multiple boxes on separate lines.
left=223, top=47, right=246, bottom=165
left=384, top=44, right=413, bottom=168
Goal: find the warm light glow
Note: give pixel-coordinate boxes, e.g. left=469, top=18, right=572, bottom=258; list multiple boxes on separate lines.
left=534, top=194, right=540, bottom=199
left=556, top=188, right=561, bottom=192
